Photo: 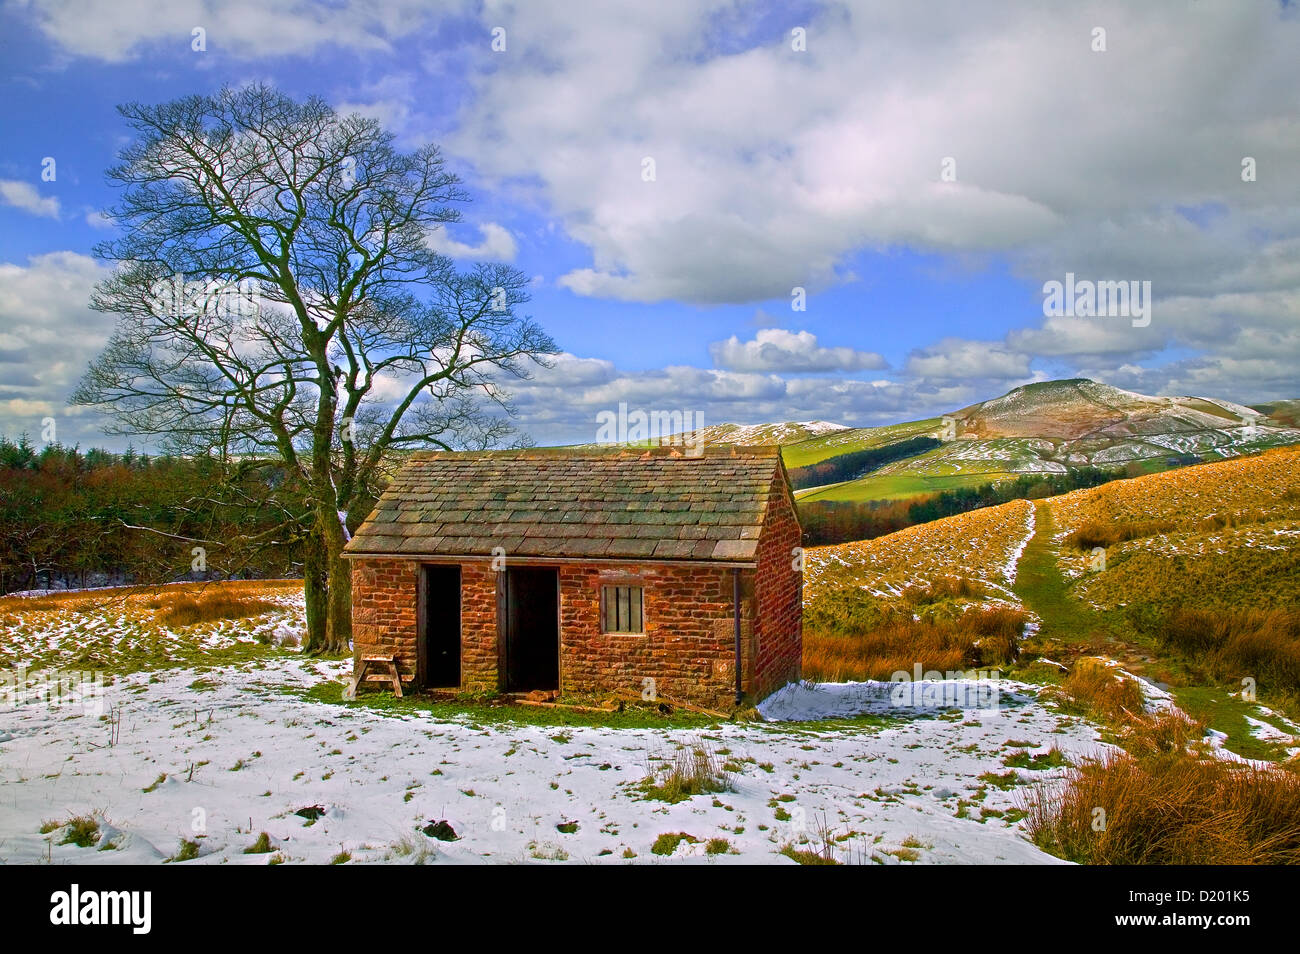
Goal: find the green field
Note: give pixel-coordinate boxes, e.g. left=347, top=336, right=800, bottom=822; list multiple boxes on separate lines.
left=779, top=418, right=941, bottom=469
left=795, top=471, right=996, bottom=502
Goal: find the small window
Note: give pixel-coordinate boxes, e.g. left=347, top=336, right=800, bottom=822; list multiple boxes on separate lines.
left=601, top=585, right=644, bottom=634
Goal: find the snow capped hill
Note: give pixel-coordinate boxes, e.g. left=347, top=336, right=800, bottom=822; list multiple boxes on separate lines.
left=693, top=420, right=850, bottom=446
left=950, top=379, right=1268, bottom=442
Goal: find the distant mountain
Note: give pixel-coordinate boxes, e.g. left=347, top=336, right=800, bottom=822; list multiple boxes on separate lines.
left=950, top=378, right=1265, bottom=444
left=571, top=419, right=850, bottom=450
left=686, top=420, right=850, bottom=446
left=1251, top=399, right=1300, bottom=429
left=786, top=379, right=1300, bottom=503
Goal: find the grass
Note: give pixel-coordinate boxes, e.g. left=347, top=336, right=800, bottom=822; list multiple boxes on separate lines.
left=780, top=418, right=941, bottom=470
left=1154, top=608, right=1300, bottom=700
left=802, top=605, right=1027, bottom=682
left=1173, top=686, right=1298, bottom=763
left=1003, top=747, right=1070, bottom=770
left=1013, top=503, right=1100, bottom=646
left=780, top=843, right=841, bottom=865
left=244, top=832, right=273, bottom=854
left=1024, top=714, right=1300, bottom=864
left=1058, top=658, right=1147, bottom=723
left=300, top=680, right=724, bottom=730
left=57, top=814, right=100, bottom=848
left=804, top=498, right=1033, bottom=610
left=168, top=839, right=201, bottom=863
left=650, top=832, right=698, bottom=856
left=154, top=593, right=280, bottom=628
left=640, top=742, right=733, bottom=804
left=0, top=579, right=302, bottom=676
left=798, top=471, right=991, bottom=503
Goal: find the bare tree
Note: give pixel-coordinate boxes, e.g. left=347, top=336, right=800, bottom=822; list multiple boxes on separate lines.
left=74, top=84, right=557, bottom=653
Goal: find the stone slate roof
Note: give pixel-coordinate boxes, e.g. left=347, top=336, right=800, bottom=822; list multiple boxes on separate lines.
left=344, top=445, right=786, bottom=564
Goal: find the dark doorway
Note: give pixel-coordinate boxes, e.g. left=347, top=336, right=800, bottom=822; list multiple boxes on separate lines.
left=504, top=567, right=559, bottom=692
left=421, top=565, right=461, bottom=689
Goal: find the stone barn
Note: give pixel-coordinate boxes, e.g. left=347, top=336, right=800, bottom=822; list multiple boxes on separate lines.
left=342, top=445, right=802, bottom=708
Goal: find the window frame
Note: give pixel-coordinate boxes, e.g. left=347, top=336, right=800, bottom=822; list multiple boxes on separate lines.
left=600, top=584, right=646, bottom=635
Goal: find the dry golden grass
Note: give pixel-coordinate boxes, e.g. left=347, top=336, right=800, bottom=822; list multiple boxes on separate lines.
left=802, top=606, right=1028, bottom=682
left=1155, top=608, right=1300, bottom=695
left=1046, top=446, right=1300, bottom=609
left=804, top=498, right=1033, bottom=607
left=1073, top=527, right=1300, bottom=610
left=0, top=579, right=301, bottom=616
left=1051, top=444, right=1300, bottom=533
left=1058, top=657, right=1147, bottom=722
left=154, top=593, right=282, bottom=628
left=0, top=579, right=304, bottom=672
left=1024, top=713, right=1300, bottom=864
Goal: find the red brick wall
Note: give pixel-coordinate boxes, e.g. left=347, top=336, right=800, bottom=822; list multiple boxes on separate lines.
left=557, top=562, right=754, bottom=710
left=350, top=558, right=418, bottom=678
left=351, top=558, right=499, bottom=692
left=459, top=563, right=499, bottom=692
left=753, top=467, right=803, bottom=698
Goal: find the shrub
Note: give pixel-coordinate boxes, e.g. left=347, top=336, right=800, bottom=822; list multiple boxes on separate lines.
left=1023, top=747, right=1300, bottom=864
left=1154, top=608, right=1300, bottom=695
left=1060, top=658, right=1146, bottom=723
left=641, top=743, right=733, bottom=804
left=802, top=605, right=1027, bottom=683
left=157, top=594, right=278, bottom=628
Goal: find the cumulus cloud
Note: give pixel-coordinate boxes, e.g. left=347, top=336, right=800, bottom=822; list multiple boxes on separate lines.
left=14, top=0, right=464, bottom=62
left=709, top=328, right=886, bottom=373
left=905, top=338, right=1033, bottom=381
left=0, top=252, right=114, bottom=443
left=0, top=180, right=60, bottom=219
left=425, top=222, right=518, bottom=262
left=446, top=0, right=1300, bottom=307
left=504, top=350, right=981, bottom=446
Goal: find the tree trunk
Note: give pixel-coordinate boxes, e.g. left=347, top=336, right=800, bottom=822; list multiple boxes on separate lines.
left=325, top=541, right=353, bottom=654
left=302, top=525, right=330, bottom=653
left=308, top=506, right=352, bottom=656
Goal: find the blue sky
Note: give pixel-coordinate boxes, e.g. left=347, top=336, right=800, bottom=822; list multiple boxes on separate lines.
left=1, top=0, right=1298, bottom=450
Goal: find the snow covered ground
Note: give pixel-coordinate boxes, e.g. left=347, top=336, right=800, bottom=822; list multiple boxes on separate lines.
left=0, top=655, right=1106, bottom=865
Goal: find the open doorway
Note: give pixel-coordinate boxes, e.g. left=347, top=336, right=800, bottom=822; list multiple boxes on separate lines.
left=420, top=564, right=461, bottom=689
left=503, top=567, right=559, bottom=692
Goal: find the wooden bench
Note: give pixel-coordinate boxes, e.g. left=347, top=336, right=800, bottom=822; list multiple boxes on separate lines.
left=345, top=654, right=404, bottom=699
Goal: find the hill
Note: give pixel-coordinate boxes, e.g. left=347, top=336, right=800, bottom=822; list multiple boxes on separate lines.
left=804, top=444, right=1300, bottom=763
left=790, top=379, right=1300, bottom=502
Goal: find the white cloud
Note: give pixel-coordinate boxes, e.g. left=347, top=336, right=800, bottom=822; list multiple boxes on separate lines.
left=425, top=222, right=518, bottom=262
left=905, top=338, right=1032, bottom=381
left=709, top=328, right=886, bottom=373
left=0, top=180, right=60, bottom=219
left=15, top=0, right=464, bottom=62
left=446, top=1, right=1300, bottom=306
left=0, top=252, right=114, bottom=443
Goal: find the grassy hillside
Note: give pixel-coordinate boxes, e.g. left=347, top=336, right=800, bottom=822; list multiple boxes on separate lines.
left=794, top=379, right=1300, bottom=502
left=803, top=445, right=1300, bottom=768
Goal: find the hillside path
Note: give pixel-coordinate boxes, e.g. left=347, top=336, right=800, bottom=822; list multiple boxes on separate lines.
left=1013, top=501, right=1095, bottom=645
